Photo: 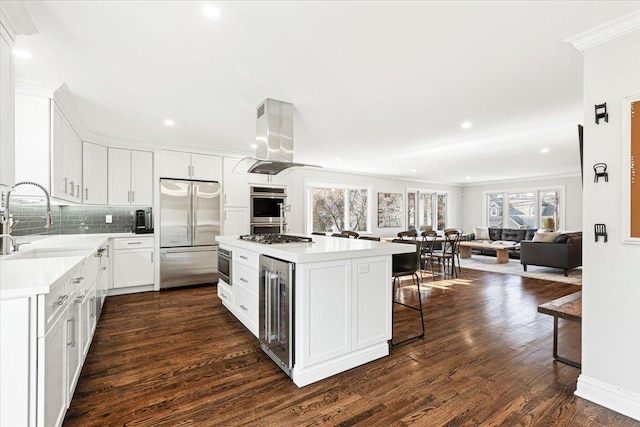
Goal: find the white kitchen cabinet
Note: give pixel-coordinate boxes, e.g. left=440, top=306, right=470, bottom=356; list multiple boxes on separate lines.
left=248, top=172, right=287, bottom=186
left=223, top=207, right=249, bottom=236
left=222, top=157, right=249, bottom=235
left=228, top=246, right=259, bottom=337
left=160, top=150, right=221, bottom=181
left=108, top=148, right=153, bottom=206
left=82, top=142, right=108, bottom=205
left=37, top=265, right=83, bottom=427
left=299, top=259, right=352, bottom=366
left=39, top=304, right=67, bottom=427
left=0, top=298, right=33, bottom=427
left=112, top=237, right=154, bottom=288
left=52, top=102, right=82, bottom=202
left=14, top=93, right=51, bottom=197
left=81, top=280, right=97, bottom=357
left=66, top=282, right=83, bottom=400
left=223, top=157, right=248, bottom=207
left=0, top=23, right=15, bottom=190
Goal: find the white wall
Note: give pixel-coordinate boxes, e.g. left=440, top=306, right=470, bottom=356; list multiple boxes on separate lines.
left=284, top=167, right=462, bottom=238
left=575, top=28, right=640, bottom=421
left=460, top=175, right=583, bottom=232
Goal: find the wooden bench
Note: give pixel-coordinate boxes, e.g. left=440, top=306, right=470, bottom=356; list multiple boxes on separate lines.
left=537, top=291, right=582, bottom=368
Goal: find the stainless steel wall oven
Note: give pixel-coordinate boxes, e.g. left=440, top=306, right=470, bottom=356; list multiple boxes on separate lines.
left=250, top=186, right=286, bottom=225
left=259, top=254, right=294, bottom=377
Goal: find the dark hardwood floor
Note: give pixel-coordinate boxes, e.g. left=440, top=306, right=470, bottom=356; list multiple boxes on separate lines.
left=64, top=269, right=640, bottom=426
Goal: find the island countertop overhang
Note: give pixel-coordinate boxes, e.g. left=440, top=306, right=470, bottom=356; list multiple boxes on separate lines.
left=215, top=234, right=413, bottom=264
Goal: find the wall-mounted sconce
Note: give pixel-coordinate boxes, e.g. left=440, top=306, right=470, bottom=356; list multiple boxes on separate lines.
left=595, top=223, right=608, bottom=242
left=595, top=103, right=608, bottom=124
left=593, top=163, right=609, bottom=183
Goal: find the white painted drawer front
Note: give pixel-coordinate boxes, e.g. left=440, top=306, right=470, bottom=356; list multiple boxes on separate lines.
left=113, top=237, right=153, bottom=250
left=217, top=280, right=233, bottom=307
left=233, top=248, right=258, bottom=268
left=233, top=285, right=258, bottom=337
left=232, top=262, right=258, bottom=295
left=42, top=278, right=68, bottom=334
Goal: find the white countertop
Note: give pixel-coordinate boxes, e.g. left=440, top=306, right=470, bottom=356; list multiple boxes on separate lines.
left=0, top=233, right=150, bottom=299
left=216, top=234, right=414, bottom=263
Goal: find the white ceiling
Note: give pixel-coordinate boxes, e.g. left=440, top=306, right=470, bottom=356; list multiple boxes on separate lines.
left=12, top=1, right=640, bottom=184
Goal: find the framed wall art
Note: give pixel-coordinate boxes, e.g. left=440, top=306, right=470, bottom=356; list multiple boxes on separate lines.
left=377, top=192, right=403, bottom=228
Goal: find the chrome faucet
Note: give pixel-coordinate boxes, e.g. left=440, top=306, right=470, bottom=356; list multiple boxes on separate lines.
left=1, top=181, right=54, bottom=255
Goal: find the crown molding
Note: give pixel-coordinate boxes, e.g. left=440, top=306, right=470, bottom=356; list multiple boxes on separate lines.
left=566, top=10, right=640, bottom=52
left=0, top=1, right=37, bottom=39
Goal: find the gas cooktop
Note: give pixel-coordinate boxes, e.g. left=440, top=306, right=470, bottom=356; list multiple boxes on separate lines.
left=239, top=234, right=313, bottom=244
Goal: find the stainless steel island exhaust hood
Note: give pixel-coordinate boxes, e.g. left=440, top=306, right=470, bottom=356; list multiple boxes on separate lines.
left=247, top=98, right=320, bottom=175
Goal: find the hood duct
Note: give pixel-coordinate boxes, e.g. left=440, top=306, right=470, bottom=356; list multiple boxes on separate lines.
left=247, top=98, right=320, bottom=175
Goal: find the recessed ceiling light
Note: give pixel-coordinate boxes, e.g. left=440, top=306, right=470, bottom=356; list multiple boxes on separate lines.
left=335, top=158, right=341, bottom=162
left=13, top=48, right=32, bottom=59
left=410, top=169, right=416, bottom=173
left=460, top=121, right=472, bottom=129
left=202, top=4, right=221, bottom=20
left=250, top=143, right=257, bottom=149
left=164, top=119, right=175, bottom=126
left=466, top=176, right=471, bottom=180
left=540, top=147, right=550, bottom=154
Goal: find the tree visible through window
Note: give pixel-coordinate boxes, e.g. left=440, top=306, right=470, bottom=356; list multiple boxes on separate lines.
left=407, top=190, right=448, bottom=231
left=310, top=185, right=370, bottom=233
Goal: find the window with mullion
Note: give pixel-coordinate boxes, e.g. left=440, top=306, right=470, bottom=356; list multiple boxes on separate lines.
left=308, top=183, right=371, bottom=234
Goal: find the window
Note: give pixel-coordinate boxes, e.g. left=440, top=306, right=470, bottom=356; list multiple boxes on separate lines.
left=486, top=189, right=562, bottom=229
left=407, top=190, right=449, bottom=231
left=307, top=183, right=371, bottom=233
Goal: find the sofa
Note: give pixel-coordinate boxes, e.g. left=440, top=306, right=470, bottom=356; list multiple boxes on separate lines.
left=519, top=232, right=582, bottom=276
left=467, top=227, right=538, bottom=259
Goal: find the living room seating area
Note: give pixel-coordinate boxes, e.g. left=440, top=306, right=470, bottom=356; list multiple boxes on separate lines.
left=467, top=227, right=583, bottom=276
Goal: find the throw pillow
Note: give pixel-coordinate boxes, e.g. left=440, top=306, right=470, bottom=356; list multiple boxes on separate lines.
left=532, top=231, right=560, bottom=243
left=473, top=226, right=489, bottom=240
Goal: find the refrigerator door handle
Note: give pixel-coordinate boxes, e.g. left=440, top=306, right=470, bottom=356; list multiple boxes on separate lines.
left=191, top=184, right=197, bottom=244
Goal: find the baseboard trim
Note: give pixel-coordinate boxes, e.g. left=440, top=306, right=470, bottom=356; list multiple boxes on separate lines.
left=292, top=343, right=389, bottom=387
left=576, top=374, right=640, bottom=421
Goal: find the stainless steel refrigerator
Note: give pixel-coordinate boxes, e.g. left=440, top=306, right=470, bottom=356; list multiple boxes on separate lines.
left=159, top=179, right=220, bottom=289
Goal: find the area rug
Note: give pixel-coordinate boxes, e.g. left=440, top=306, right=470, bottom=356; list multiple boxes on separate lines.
left=457, top=254, right=582, bottom=285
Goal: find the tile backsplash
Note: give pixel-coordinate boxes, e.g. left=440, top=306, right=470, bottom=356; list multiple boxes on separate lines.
left=3, top=197, right=150, bottom=237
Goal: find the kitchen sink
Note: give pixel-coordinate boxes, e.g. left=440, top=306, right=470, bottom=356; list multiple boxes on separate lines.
left=3, top=248, right=92, bottom=260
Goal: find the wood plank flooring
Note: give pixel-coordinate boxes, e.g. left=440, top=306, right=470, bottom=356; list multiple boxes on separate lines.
left=64, top=269, right=640, bottom=426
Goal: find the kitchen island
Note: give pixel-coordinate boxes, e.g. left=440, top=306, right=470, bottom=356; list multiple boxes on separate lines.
left=216, top=234, right=413, bottom=387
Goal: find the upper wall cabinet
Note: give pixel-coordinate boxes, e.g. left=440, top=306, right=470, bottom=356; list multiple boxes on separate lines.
left=14, top=93, right=51, bottom=197
left=108, top=148, right=153, bottom=206
left=159, top=150, right=221, bottom=181
left=0, top=24, right=15, bottom=189
left=223, top=157, right=248, bottom=207
left=82, top=142, right=108, bottom=205
left=248, top=171, right=287, bottom=186
left=52, top=102, right=82, bottom=202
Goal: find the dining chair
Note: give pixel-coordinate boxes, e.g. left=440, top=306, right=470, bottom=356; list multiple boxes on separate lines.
left=341, top=230, right=360, bottom=239
left=432, top=228, right=462, bottom=277
left=390, top=239, right=424, bottom=346
left=397, top=229, right=417, bottom=240
left=358, top=236, right=381, bottom=241
left=311, top=232, right=326, bottom=235
left=331, top=233, right=349, bottom=238
left=420, top=230, right=438, bottom=280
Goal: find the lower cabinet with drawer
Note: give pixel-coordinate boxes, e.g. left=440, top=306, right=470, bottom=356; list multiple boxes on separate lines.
left=111, top=236, right=154, bottom=293
left=1, top=245, right=113, bottom=427
left=36, top=265, right=84, bottom=427
left=217, top=245, right=259, bottom=338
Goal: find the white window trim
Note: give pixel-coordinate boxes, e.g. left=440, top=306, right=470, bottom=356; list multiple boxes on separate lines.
left=482, top=185, right=566, bottom=229
left=304, top=180, right=373, bottom=235
left=406, top=187, right=450, bottom=231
